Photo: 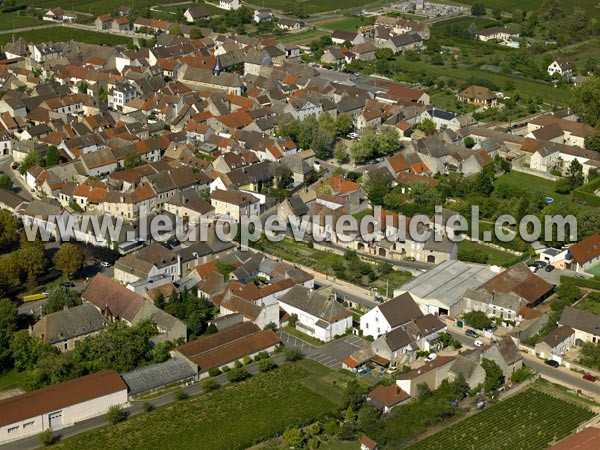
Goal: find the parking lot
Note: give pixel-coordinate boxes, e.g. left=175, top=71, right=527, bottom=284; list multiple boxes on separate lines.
left=278, top=332, right=369, bottom=369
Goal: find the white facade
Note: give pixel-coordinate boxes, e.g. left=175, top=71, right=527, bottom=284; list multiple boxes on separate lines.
left=0, top=390, right=127, bottom=444
left=218, top=0, right=241, bottom=10
left=279, top=301, right=352, bottom=342
left=360, top=307, right=393, bottom=339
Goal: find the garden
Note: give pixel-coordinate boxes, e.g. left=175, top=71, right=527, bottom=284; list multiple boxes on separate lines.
left=407, top=387, right=594, bottom=450
left=52, top=364, right=339, bottom=450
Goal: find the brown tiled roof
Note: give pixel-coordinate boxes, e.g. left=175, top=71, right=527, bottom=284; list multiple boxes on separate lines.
left=175, top=322, right=280, bottom=372
left=567, top=234, right=600, bottom=265
left=360, top=435, right=378, bottom=450
left=459, top=85, right=495, bottom=101
left=368, top=384, right=410, bottom=408
left=387, top=152, right=409, bottom=173
left=0, top=370, right=126, bottom=427
left=549, top=426, right=600, bottom=450
left=479, top=263, right=553, bottom=304
left=82, top=273, right=144, bottom=322
left=326, top=175, right=361, bottom=194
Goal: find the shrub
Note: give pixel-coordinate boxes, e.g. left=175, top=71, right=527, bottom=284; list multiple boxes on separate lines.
left=174, top=388, right=189, bottom=401
left=221, top=365, right=231, bottom=373
left=243, top=355, right=253, bottom=365
left=227, top=368, right=251, bottom=382
left=39, top=429, right=54, bottom=447
left=143, top=402, right=155, bottom=412
left=203, top=379, right=220, bottom=392
left=255, top=351, right=269, bottom=361
left=106, top=404, right=126, bottom=425
left=234, top=360, right=243, bottom=369
left=284, top=348, right=303, bottom=362
left=208, top=367, right=222, bottom=377
left=259, top=358, right=277, bottom=372
left=510, top=367, right=535, bottom=383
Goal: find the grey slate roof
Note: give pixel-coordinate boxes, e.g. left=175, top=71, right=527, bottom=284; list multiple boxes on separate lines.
left=121, top=359, right=196, bottom=395
left=378, top=293, right=423, bottom=328
left=278, top=285, right=352, bottom=323
left=32, top=303, right=107, bottom=344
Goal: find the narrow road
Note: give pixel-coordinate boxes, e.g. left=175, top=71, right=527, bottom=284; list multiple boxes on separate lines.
left=0, top=155, right=32, bottom=201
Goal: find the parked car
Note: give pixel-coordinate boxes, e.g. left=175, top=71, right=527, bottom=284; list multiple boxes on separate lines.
left=545, top=265, right=555, bottom=272
left=574, top=273, right=585, bottom=279
left=529, top=266, right=538, bottom=273
left=42, top=290, right=51, bottom=296
left=583, top=374, right=597, bottom=382
left=60, top=282, right=75, bottom=288
left=474, top=340, right=484, bottom=347
left=484, top=324, right=498, bottom=333
left=100, top=261, right=111, bottom=268
left=465, top=329, right=479, bottom=338
left=425, top=353, right=438, bottom=362
left=533, top=261, right=547, bottom=268
left=544, top=359, right=560, bottom=368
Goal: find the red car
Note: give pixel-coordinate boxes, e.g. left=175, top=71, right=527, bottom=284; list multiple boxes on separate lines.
left=583, top=374, right=597, bottom=382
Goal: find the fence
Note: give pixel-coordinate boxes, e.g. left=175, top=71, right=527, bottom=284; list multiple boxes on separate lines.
left=512, top=165, right=560, bottom=181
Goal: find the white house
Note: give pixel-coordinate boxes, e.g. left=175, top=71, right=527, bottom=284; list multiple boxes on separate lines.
left=360, top=292, right=424, bottom=339
left=218, top=0, right=241, bottom=10
left=548, top=59, right=573, bottom=78
left=111, top=83, right=138, bottom=109
left=565, top=234, right=600, bottom=273
left=0, top=371, right=127, bottom=444
left=559, top=306, right=600, bottom=347
left=278, top=285, right=352, bottom=342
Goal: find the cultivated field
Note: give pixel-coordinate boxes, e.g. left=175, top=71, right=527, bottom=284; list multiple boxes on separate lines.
left=0, top=13, right=44, bottom=30
left=52, top=364, right=340, bottom=450
left=0, top=27, right=131, bottom=46
left=408, top=388, right=595, bottom=450
left=245, top=0, right=388, bottom=14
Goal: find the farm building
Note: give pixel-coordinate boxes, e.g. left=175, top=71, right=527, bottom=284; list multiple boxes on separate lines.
left=0, top=370, right=127, bottom=444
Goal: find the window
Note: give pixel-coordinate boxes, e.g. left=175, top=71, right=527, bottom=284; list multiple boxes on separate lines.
left=23, top=421, right=34, bottom=429
left=7, top=426, right=18, bottom=433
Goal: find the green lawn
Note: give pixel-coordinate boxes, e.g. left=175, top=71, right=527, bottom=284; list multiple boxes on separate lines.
left=494, top=171, right=570, bottom=203
left=0, top=369, right=22, bottom=392
left=576, top=297, right=600, bottom=315
left=0, top=13, right=44, bottom=30
left=407, top=386, right=594, bottom=450
left=278, top=29, right=328, bottom=44
left=159, top=1, right=224, bottom=16
left=587, top=264, right=600, bottom=277
left=458, top=240, right=523, bottom=267
left=0, top=27, right=131, bottom=46
left=314, top=17, right=370, bottom=32
left=430, top=91, right=478, bottom=114
left=282, top=325, right=326, bottom=346
left=53, top=364, right=338, bottom=450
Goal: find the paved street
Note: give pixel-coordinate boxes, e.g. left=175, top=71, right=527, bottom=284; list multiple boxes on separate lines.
left=0, top=155, right=33, bottom=201
left=279, top=331, right=369, bottom=369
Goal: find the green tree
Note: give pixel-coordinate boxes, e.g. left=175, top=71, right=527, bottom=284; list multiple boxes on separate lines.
left=417, top=118, right=436, bottom=136
left=566, top=159, right=585, bottom=190
left=585, top=132, right=600, bottom=151
left=106, top=404, right=126, bottom=424
left=481, top=358, right=504, bottom=393
left=124, top=151, right=142, bottom=170
left=10, top=331, right=57, bottom=372
left=53, top=243, right=84, bottom=278
left=258, top=358, right=277, bottom=372
left=335, top=113, right=353, bottom=136
left=19, top=150, right=42, bottom=175
left=377, top=125, right=400, bottom=155
left=283, top=428, right=305, bottom=448
left=0, top=174, right=13, bottom=190
left=464, top=136, right=476, bottom=148
left=578, top=341, right=600, bottom=370
left=168, top=25, right=182, bottom=36
left=0, top=209, right=18, bottom=251
left=417, top=383, right=433, bottom=399
left=311, top=130, right=335, bottom=159
left=284, top=348, right=302, bottom=362
left=557, top=281, right=582, bottom=304
left=364, top=172, right=392, bottom=206
left=357, top=405, right=382, bottom=436
left=0, top=298, right=17, bottom=370
left=227, top=367, right=250, bottom=382
left=43, top=286, right=82, bottom=314
left=334, top=141, right=349, bottom=164
left=572, top=77, right=600, bottom=126
left=39, top=429, right=54, bottom=447
left=45, top=145, right=60, bottom=167
left=471, top=3, right=486, bottom=16
left=190, top=27, right=202, bottom=39
left=343, top=379, right=366, bottom=410
left=463, top=311, right=492, bottom=329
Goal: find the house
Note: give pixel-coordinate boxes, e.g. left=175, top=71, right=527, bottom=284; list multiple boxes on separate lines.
left=184, top=6, right=210, bottom=23
left=82, top=273, right=186, bottom=343
left=395, top=260, right=497, bottom=317
left=95, top=14, right=113, bottom=30
left=548, top=59, right=573, bottom=78
left=31, top=304, right=107, bottom=352
left=210, top=189, right=260, bottom=222
left=385, top=32, right=424, bottom=53
left=331, top=30, right=358, bottom=45
left=463, top=289, right=524, bottom=322
left=43, top=8, right=76, bottom=23
left=420, top=108, right=461, bottom=131
left=0, top=370, right=127, bottom=444
left=449, top=354, right=486, bottom=390
left=477, top=27, right=519, bottom=43
left=457, top=85, right=497, bottom=108
left=352, top=42, right=377, bottom=61
left=278, top=18, right=304, bottom=31
left=173, top=322, right=280, bottom=378
left=360, top=435, right=379, bottom=450
left=395, top=356, right=456, bottom=396
left=112, top=16, right=130, bottom=32
left=278, top=285, right=352, bottom=342
left=114, top=243, right=181, bottom=284
left=253, top=9, right=272, bottom=23
left=367, top=384, right=411, bottom=413
left=534, top=325, right=573, bottom=363
left=565, top=234, right=600, bottom=273
left=371, top=326, right=416, bottom=367
left=481, top=336, right=523, bottom=379
left=321, top=48, right=345, bottom=65
left=360, top=292, right=424, bottom=339
left=478, top=263, right=554, bottom=308
left=218, top=0, right=241, bottom=10
left=559, top=306, right=600, bottom=347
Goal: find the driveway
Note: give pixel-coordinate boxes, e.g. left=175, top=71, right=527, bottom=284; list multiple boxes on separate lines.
left=279, top=331, right=370, bottom=369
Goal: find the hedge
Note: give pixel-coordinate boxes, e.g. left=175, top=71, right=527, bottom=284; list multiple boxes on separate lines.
left=2, top=5, right=26, bottom=13
left=560, top=275, right=600, bottom=290
left=572, top=178, right=600, bottom=207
